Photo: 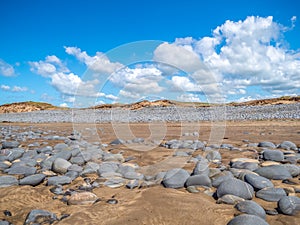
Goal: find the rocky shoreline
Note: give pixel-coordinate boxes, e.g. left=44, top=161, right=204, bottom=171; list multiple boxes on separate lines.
left=0, top=123, right=299, bottom=224
left=0, top=103, right=299, bottom=123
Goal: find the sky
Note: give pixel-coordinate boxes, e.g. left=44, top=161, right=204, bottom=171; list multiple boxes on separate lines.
left=0, top=0, right=300, bottom=107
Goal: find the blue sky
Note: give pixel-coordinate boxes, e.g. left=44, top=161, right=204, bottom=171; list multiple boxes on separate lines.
left=0, top=0, right=299, bottom=107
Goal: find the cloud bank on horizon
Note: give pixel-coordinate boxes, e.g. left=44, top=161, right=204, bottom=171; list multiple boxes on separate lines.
left=1, top=16, right=300, bottom=107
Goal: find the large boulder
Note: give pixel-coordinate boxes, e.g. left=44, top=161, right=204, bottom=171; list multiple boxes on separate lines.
left=217, top=178, right=254, bottom=200
left=162, top=168, right=190, bottom=188
left=19, top=174, right=46, bottom=186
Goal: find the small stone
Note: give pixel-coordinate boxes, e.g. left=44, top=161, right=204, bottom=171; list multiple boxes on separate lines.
left=186, top=186, right=199, bottom=193
left=254, top=165, right=292, bottom=180
left=278, top=141, right=297, bottom=150
left=24, top=209, right=58, bottom=225
left=185, top=175, right=211, bottom=187
left=227, top=214, right=269, bottom=225
left=265, top=209, right=278, bottom=215
left=2, top=141, right=20, bottom=149
left=50, top=185, right=64, bottom=195
left=262, top=150, right=284, bottom=162
left=103, top=178, right=125, bottom=188
left=192, top=159, right=209, bottom=176
left=68, top=192, right=99, bottom=205
left=256, top=187, right=287, bottom=202
left=205, top=150, right=222, bottom=162
left=47, top=176, right=72, bottom=186
left=0, top=175, right=18, bottom=187
left=244, top=173, right=274, bottom=191
left=278, top=196, right=300, bottom=215
left=216, top=194, right=245, bottom=205
left=19, top=174, right=46, bottom=186
left=217, top=178, right=254, bottom=200
left=6, top=165, right=36, bottom=176
left=211, top=171, right=234, bottom=188
left=126, top=179, right=139, bottom=189
left=3, top=210, right=12, bottom=216
left=106, top=199, right=118, bottom=204
left=235, top=200, right=266, bottom=219
left=258, top=141, right=276, bottom=148
left=162, top=168, right=190, bottom=189
left=52, top=158, right=72, bottom=174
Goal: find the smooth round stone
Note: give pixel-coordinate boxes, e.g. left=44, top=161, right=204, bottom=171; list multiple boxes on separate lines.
left=2, top=141, right=20, bottom=149
left=81, top=162, right=100, bottom=175
left=19, top=174, right=46, bottom=186
left=283, top=164, right=300, bottom=177
left=278, top=196, right=300, bottom=215
left=256, top=187, right=287, bottom=202
left=70, top=156, right=85, bottom=165
left=98, top=162, right=120, bottom=175
left=229, top=168, right=256, bottom=180
left=65, top=171, right=79, bottom=180
left=123, top=171, right=144, bottom=180
left=231, top=161, right=258, bottom=171
left=6, top=165, right=36, bottom=176
left=103, top=178, right=125, bottom=188
left=192, top=160, right=209, bottom=176
left=244, top=173, right=274, bottom=190
left=258, top=141, right=276, bottom=149
left=235, top=200, right=266, bottom=219
left=52, top=151, right=72, bottom=161
left=47, top=176, right=72, bottom=186
left=186, top=186, right=200, bottom=193
left=278, top=141, right=297, bottom=150
left=227, top=214, right=269, bottom=225
left=24, top=209, right=57, bottom=225
left=262, top=150, right=284, bottom=162
left=254, top=165, right=292, bottom=180
left=162, top=168, right=190, bottom=189
left=103, top=153, right=124, bottom=162
left=117, top=165, right=136, bottom=176
left=217, top=178, right=254, bottom=200
left=54, top=143, right=68, bottom=151
left=106, top=199, right=118, bottom=204
left=7, top=148, right=24, bottom=161
left=205, top=150, right=222, bottom=162
left=52, top=158, right=72, bottom=174
left=185, top=175, right=211, bottom=187
left=0, top=175, right=18, bottom=187
left=68, top=164, right=83, bottom=173
left=216, top=194, right=245, bottom=205
left=68, top=192, right=99, bottom=205
left=212, top=171, right=234, bottom=188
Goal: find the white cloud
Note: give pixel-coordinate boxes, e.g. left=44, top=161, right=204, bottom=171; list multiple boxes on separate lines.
left=12, top=86, right=28, bottom=92
left=1, top=84, right=28, bottom=92
left=65, top=46, right=123, bottom=74
left=119, top=90, right=141, bottom=99
left=177, top=93, right=200, bottom=102
left=0, top=59, right=15, bottom=76
left=59, top=103, right=68, bottom=107
left=153, top=42, right=203, bottom=73
left=1, top=84, right=10, bottom=91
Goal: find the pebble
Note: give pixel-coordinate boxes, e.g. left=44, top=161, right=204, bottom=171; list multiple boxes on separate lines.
left=262, top=149, right=284, bottom=162
left=0, top=175, right=18, bottom=187
left=2, top=141, right=20, bottom=149
left=278, top=141, right=297, bottom=150
left=162, top=168, right=190, bottom=189
left=19, top=174, right=46, bottom=186
left=185, top=175, right=211, bottom=187
left=235, top=200, right=266, bottom=219
left=186, top=186, right=200, bottom=193
left=278, top=196, right=300, bottom=215
left=52, top=158, right=72, bottom=174
left=216, top=194, right=245, bottom=205
left=67, top=192, right=99, bottom=205
left=3, top=210, right=12, bottom=216
left=254, top=165, right=292, bottom=180
left=258, top=141, right=276, bottom=148
left=24, top=209, right=58, bottom=225
left=227, top=214, right=269, bottom=225
left=106, top=199, right=118, bottom=204
left=217, top=178, right=254, bottom=200
left=256, top=187, right=287, bottom=202
left=192, top=159, right=209, bottom=176
left=47, top=176, right=72, bottom=186
left=244, top=173, right=274, bottom=190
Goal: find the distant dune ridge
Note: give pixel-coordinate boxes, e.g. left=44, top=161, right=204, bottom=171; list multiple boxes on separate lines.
left=0, top=96, right=299, bottom=113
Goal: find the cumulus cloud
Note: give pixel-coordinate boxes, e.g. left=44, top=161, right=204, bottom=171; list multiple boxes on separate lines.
left=65, top=46, right=123, bottom=74
left=155, top=16, right=300, bottom=100
left=177, top=93, right=200, bottom=102
left=0, top=59, right=15, bottom=76
left=1, top=84, right=28, bottom=92
left=59, top=103, right=68, bottom=107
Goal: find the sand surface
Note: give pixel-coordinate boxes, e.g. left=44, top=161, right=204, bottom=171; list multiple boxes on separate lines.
left=0, top=120, right=299, bottom=225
